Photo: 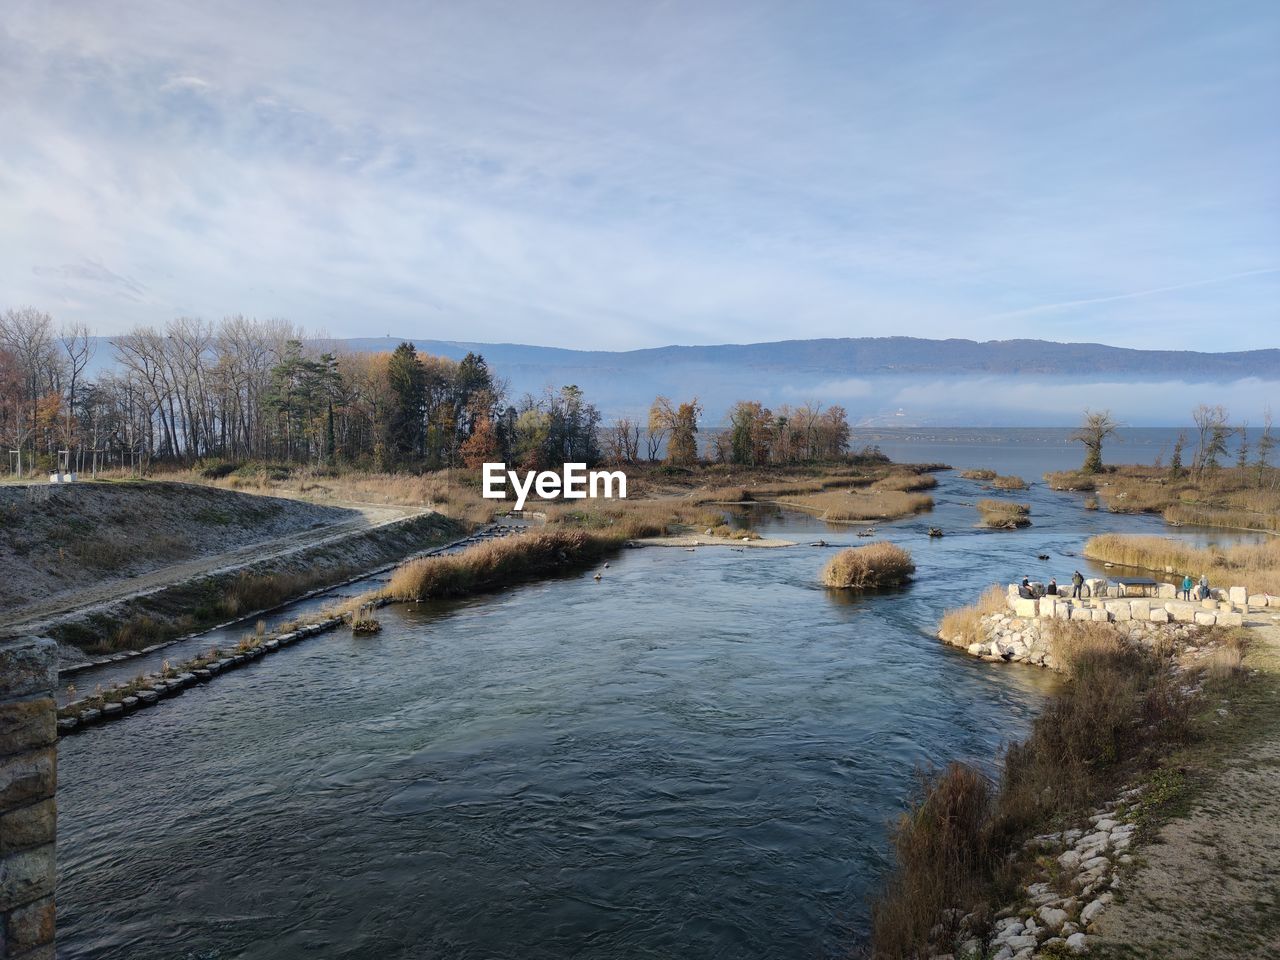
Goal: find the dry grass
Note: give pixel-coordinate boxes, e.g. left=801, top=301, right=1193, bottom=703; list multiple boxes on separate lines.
left=976, top=499, right=1031, bottom=528
left=820, top=542, right=915, bottom=589
left=1083, top=533, right=1280, bottom=596
left=1066, top=465, right=1280, bottom=534
left=1044, top=470, right=1098, bottom=492
left=873, top=623, right=1193, bottom=957
left=778, top=489, right=934, bottom=523
left=937, top=585, right=1007, bottom=646
left=990, top=474, right=1028, bottom=491
left=873, top=472, right=939, bottom=492
left=383, top=529, right=621, bottom=601
left=959, top=469, right=997, bottom=481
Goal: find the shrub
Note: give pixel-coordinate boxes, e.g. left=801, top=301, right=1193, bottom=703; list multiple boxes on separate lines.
left=820, top=542, right=915, bottom=589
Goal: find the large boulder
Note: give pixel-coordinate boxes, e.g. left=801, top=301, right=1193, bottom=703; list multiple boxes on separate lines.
left=1194, top=611, right=1218, bottom=626
left=1217, top=611, right=1244, bottom=628
left=1229, top=586, right=1248, bottom=605
left=1129, top=599, right=1151, bottom=620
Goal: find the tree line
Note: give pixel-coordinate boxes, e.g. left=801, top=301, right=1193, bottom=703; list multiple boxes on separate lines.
left=1, top=307, right=857, bottom=476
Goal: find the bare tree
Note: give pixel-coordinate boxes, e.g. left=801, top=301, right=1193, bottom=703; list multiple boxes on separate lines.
left=1070, top=409, right=1119, bottom=474
left=1191, top=403, right=1230, bottom=475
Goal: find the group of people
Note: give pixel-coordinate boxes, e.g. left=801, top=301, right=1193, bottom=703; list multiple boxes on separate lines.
left=1020, top=570, right=1209, bottom=602
left=1019, top=570, right=1085, bottom=600
left=1180, top=573, right=1211, bottom=601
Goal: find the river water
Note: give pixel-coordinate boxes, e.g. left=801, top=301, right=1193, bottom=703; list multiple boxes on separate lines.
left=54, top=465, right=1231, bottom=959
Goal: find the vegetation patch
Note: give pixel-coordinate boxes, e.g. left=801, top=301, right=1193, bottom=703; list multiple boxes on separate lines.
left=976, top=499, right=1032, bottom=528
left=820, top=542, right=915, bottom=589
left=937, top=585, right=1007, bottom=647
left=871, top=623, right=1203, bottom=958
left=1084, top=533, right=1280, bottom=596
left=384, top=529, right=622, bottom=601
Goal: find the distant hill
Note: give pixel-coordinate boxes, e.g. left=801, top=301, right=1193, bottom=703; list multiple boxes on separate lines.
left=87, top=335, right=1280, bottom=426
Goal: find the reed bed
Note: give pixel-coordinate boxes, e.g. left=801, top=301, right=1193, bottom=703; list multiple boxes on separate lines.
left=990, top=474, right=1028, bottom=491
left=777, top=489, right=934, bottom=523
left=1044, top=470, right=1097, bottom=492
left=873, top=472, right=939, bottom=492
left=976, top=499, right=1031, bottom=529
left=959, top=469, right=997, bottom=481
left=384, top=529, right=621, bottom=601
left=1083, top=533, right=1280, bottom=596
left=820, top=542, right=916, bottom=589
left=872, top=623, right=1194, bottom=957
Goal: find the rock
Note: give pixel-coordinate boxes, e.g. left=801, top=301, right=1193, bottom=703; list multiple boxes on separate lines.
left=1038, top=905, right=1069, bottom=929
left=1014, top=598, right=1038, bottom=618
left=1194, top=611, right=1217, bottom=626
left=1150, top=607, right=1170, bottom=623
left=1080, top=894, right=1113, bottom=925
left=1218, top=611, right=1244, bottom=627
left=1129, top=599, right=1151, bottom=620
left=1093, top=818, right=1117, bottom=831
left=1058, top=849, right=1081, bottom=870
left=1066, top=931, right=1089, bottom=952
left=1004, top=935, right=1037, bottom=951
left=1091, top=608, right=1110, bottom=622
left=1229, top=586, right=1247, bottom=605
left=1070, top=608, right=1092, bottom=621
left=1079, top=855, right=1110, bottom=873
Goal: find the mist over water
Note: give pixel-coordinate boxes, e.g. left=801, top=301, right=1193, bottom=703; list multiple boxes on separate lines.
left=57, top=448, right=1252, bottom=959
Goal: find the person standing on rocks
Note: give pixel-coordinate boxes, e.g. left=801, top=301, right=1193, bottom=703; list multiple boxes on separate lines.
left=1071, top=570, right=1084, bottom=598
left=1182, top=574, right=1194, bottom=600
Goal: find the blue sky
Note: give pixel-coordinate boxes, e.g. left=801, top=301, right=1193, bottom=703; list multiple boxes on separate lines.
left=1, top=0, right=1276, bottom=349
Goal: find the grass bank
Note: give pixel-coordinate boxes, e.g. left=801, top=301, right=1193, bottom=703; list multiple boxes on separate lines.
left=871, top=622, right=1244, bottom=958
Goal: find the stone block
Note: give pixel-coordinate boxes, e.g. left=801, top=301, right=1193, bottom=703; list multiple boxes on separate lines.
left=1039, top=597, right=1058, bottom=618
left=1158, top=583, right=1176, bottom=599
left=1217, top=611, right=1244, bottom=628
left=1194, top=611, right=1217, bottom=626
left=1014, top=598, right=1038, bottom=618
left=1248, top=595, right=1267, bottom=608
left=1070, top=608, right=1091, bottom=622
left=0, top=799, right=55, bottom=856
left=1166, top=601, right=1196, bottom=622
left=0, top=639, right=58, bottom=701
left=0, top=698, right=55, bottom=757
left=1056, top=601, right=1073, bottom=620
left=1105, top=601, right=1131, bottom=621
left=5, top=893, right=55, bottom=954
left=1129, top=599, right=1151, bottom=620
left=1229, top=586, right=1248, bottom=606
left=0, top=844, right=56, bottom=911
left=1270, top=595, right=1280, bottom=608
left=1091, top=608, right=1110, bottom=622
left=1201, top=598, right=1218, bottom=609
left=1085, top=578, right=1107, bottom=597
left=0, top=748, right=55, bottom=810
left=1150, top=607, right=1170, bottom=623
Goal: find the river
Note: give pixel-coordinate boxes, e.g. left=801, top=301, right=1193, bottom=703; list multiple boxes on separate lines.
left=54, top=467, right=1238, bottom=958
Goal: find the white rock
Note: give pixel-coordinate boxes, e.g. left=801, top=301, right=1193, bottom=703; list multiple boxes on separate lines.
left=1229, top=586, right=1247, bottom=605
left=1080, top=893, right=1113, bottom=925
left=1093, top=818, right=1118, bottom=831
left=1058, top=849, right=1082, bottom=870
left=1079, top=855, right=1110, bottom=872
left=1066, top=931, right=1089, bottom=952
left=1038, top=905, right=1069, bottom=929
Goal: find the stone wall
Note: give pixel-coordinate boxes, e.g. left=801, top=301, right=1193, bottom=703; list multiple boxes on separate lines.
left=0, top=637, right=57, bottom=960
left=1004, top=579, right=1275, bottom=629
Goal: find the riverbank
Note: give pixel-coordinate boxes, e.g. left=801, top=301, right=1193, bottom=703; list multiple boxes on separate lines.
left=880, top=577, right=1279, bottom=959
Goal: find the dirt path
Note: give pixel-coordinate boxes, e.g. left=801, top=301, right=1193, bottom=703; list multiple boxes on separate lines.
left=7, top=501, right=429, bottom=634
left=1092, top=617, right=1280, bottom=958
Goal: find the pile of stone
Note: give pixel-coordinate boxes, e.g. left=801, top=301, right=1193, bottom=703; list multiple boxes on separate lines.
left=941, top=612, right=1202, bottom=670
left=929, top=788, right=1142, bottom=959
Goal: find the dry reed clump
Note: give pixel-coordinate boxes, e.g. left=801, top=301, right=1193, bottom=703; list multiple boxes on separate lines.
left=990, top=474, right=1028, bottom=491
left=1084, top=533, right=1280, bottom=596
left=976, top=499, right=1031, bottom=529
left=959, top=469, right=997, bottom=481
left=383, top=529, right=621, bottom=601
left=820, top=542, right=915, bottom=589
left=778, top=489, right=934, bottom=523
left=937, top=585, right=1007, bottom=646
left=873, top=472, right=939, bottom=493
left=1044, top=470, right=1097, bottom=491
left=873, top=623, right=1191, bottom=957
